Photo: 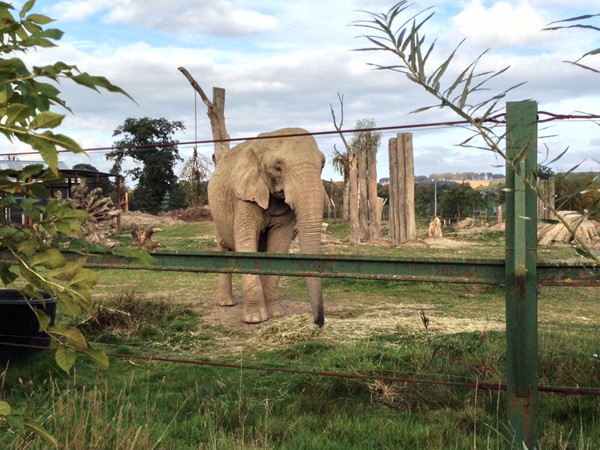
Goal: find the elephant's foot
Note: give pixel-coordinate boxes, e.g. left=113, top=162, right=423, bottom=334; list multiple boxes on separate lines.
left=216, top=294, right=236, bottom=306
left=267, top=302, right=284, bottom=319
left=243, top=305, right=270, bottom=324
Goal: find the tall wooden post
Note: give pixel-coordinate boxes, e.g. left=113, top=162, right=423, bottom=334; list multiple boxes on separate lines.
left=388, top=133, right=416, bottom=244
left=505, top=100, right=538, bottom=449
left=537, top=177, right=555, bottom=221
left=388, top=138, right=397, bottom=243
left=178, top=67, right=230, bottom=161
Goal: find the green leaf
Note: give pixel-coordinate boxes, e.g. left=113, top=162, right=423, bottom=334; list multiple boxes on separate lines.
left=0, top=400, right=11, bottom=416
left=26, top=13, right=54, bottom=25
left=32, top=248, right=65, bottom=269
left=66, top=267, right=100, bottom=290
left=54, top=292, right=82, bottom=317
left=72, top=72, right=135, bottom=102
left=17, top=236, right=39, bottom=257
left=0, top=263, right=19, bottom=285
left=18, top=163, right=44, bottom=180
left=55, top=344, right=76, bottom=373
left=50, top=325, right=87, bottom=348
left=82, top=346, right=109, bottom=368
left=30, top=111, right=64, bottom=130
left=48, top=258, right=85, bottom=282
left=23, top=418, right=58, bottom=448
left=113, top=247, right=155, bottom=266
left=5, top=103, right=30, bottom=126
left=34, top=310, right=52, bottom=332
left=20, top=0, right=36, bottom=18
left=50, top=133, right=83, bottom=153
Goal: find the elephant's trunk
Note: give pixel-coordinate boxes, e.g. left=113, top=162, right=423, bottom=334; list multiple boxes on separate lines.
left=289, top=176, right=325, bottom=327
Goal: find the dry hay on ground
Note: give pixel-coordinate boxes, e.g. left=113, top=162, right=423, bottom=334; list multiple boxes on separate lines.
left=421, top=237, right=474, bottom=249
left=247, top=308, right=504, bottom=352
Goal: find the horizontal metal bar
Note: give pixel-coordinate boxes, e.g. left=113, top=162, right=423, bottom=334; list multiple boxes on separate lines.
left=2, top=251, right=596, bottom=286
left=80, top=251, right=600, bottom=286
left=537, top=261, right=600, bottom=286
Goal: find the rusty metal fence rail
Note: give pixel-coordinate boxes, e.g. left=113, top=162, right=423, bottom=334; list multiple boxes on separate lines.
left=81, top=250, right=600, bottom=287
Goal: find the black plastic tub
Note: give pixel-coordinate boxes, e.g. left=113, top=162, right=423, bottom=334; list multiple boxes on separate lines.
left=0, top=289, right=57, bottom=362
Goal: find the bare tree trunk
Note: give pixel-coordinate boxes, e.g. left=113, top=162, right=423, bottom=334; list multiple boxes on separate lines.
left=343, top=182, right=350, bottom=221
left=367, top=150, right=381, bottom=242
left=358, top=150, right=369, bottom=241
left=348, top=152, right=360, bottom=244
left=178, top=67, right=230, bottom=162
left=330, top=93, right=360, bottom=243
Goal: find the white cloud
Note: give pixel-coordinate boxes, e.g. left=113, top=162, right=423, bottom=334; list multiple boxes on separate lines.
left=51, top=0, right=279, bottom=36
left=50, top=0, right=112, bottom=21
left=452, top=0, right=548, bottom=48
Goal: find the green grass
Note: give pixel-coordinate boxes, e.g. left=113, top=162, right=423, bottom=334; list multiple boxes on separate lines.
left=1, top=220, right=599, bottom=449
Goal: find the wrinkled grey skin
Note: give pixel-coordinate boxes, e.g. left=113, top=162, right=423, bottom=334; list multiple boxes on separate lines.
left=207, top=128, right=326, bottom=326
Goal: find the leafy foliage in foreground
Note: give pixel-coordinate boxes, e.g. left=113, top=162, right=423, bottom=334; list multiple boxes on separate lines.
left=0, top=0, right=131, bottom=444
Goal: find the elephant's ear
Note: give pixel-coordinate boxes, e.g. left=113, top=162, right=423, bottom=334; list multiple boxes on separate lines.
left=232, top=147, right=270, bottom=210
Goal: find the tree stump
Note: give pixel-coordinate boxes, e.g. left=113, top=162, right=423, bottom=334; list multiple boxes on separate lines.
left=131, top=226, right=162, bottom=250
left=428, top=217, right=443, bottom=238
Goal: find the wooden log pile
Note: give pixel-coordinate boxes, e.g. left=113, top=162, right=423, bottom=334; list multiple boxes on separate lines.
left=538, top=211, right=600, bottom=247
left=66, top=181, right=120, bottom=247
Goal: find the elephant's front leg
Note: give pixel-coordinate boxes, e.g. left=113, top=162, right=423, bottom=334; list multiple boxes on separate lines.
left=261, top=215, right=296, bottom=319
left=235, top=206, right=270, bottom=324
left=241, top=273, right=269, bottom=324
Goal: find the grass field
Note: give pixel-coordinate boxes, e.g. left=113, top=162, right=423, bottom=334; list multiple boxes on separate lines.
left=1, top=218, right=599, bottom=449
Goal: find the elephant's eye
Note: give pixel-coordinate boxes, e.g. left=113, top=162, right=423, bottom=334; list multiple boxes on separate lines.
left=273, top=164, right=282, bottom=173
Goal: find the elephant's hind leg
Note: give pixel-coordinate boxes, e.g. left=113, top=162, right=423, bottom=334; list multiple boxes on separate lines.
left=215, top=237, right=236, bottom=307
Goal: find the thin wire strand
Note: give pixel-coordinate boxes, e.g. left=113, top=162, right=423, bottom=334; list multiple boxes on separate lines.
left=2, top=340, right=599, bottom=397
left=1, top=111, right=598, bottom=158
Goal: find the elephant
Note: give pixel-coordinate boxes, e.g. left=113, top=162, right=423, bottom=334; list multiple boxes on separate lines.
left=207, top=127, right=326, bottom=326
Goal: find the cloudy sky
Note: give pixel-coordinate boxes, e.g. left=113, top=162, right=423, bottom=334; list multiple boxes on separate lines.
left=7, top=0, right=600, bottom=181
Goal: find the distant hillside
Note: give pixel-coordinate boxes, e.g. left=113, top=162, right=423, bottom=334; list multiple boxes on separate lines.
left=463, top=179, right=505, bottom=188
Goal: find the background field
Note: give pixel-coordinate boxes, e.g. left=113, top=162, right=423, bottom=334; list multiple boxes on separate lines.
left=1, top=218, right=599, bottom=449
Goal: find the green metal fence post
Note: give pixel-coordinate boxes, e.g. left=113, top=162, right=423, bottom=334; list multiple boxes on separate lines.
left=505, top=100, right=539, bottom=449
